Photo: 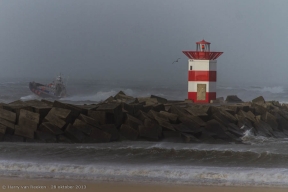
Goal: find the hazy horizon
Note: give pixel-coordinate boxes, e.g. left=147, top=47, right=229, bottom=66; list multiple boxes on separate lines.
left=1, top=0, right=288, bottom=87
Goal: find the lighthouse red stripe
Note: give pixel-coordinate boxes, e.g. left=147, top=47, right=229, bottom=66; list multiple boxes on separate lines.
left=188, top=71, right=216, bottom=81
left=188, top=92, right=216, bottom=103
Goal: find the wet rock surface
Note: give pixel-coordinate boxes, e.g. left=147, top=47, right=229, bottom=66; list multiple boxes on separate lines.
left=0, top=93, right=287, bottom=143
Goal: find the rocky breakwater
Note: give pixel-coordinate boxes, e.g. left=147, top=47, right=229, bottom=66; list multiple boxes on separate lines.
left=0, top=93, right=288, bottom=144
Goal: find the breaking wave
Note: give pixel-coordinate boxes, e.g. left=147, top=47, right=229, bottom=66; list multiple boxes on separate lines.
left=20, top=94, right=40, bottom=101
left=1, top=160, right=288, bottom=187
left=259, top=86, right=284, bottom=94
left=61, top=89, right=135, bottom=102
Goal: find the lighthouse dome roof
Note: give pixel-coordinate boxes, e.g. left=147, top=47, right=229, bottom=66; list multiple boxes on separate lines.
left=196, top=39, right=211, bottom=44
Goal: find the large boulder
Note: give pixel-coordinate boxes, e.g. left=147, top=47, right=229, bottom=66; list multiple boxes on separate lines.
left=84, top=128, right=111, bottom=143
left=99, top=124, right=119, bottom=141
left=151, top=95, right=167, bottom=104
left=95, top=103, right=123, bottom=127
left=252, top=96, right=265, bottom=104
left=159, top=111, right=178, bottom=123
left=35, top=131, right=57, bottom=143
left=49, top=107, right=72, bottom=123
left=203, top=119, right=233, bottom=141
left=14, top=125, right=34, bottom=139
left=261, top=112, right=279, bottom=131
left=73, top=118, right=97, bottom=135
left=39, top=122, right=64, bottom=135
left=0, top=118, right=15, bottom=134
left=225, top=95, right=243, bottom=103
left=64, top=124, right=85, bottom=143
left=0, top=108, right=16, bottom=123
left=44, top=113, right=66, bottom=129
left=138, top=124, right=160, bottom=141
left=125, top=114, right=143, bottom=130
left=2, top=134, right=24, bottom=142
left=119, top=124, right=138, bottom=140
left=78, top=114, right=100, bottom=127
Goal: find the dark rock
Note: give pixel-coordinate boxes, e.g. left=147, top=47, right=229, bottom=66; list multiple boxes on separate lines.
left=96, top=103, right=123, bottom=127
left=122, top=103, right=134, bottom=115
left=18, top=116, right=38, bottom=132
left=151, top=104, right=165, bottom=112
left=44, top=113, right=66, bottom=129
left=57, top=135, right=72, bottom=143
left=138, top=125, right=160, bottom=141
left=125, top=114, right=143, bottom=130
left=31, top=106, right=51, bottom=122
left=119, top=124, right=138, bottom=140
left=99, top=124, right=119, bottom=141
left=64, top=124, right=85, bottom=143
left=78, top=114, right=100, bottom=127
left=40, top=99, right=54, bottom=106
left=203, top=119, right=233, bottom=141
left=173, top=120, right=201, bottom=133
left=261, top=112, right=279, bottom=131
left=0, top=118, right=15, bottom=134
left=0, top=108, right=16, bottom=123
left=87, top=110, right=106, bottom=125
left=226, top=95, right=243, bottom=103
left=3, top=134, right=24, bottom=142
left=238, top=110, right=256, bottom=123
left=53, top=101, right=81, bottom=119
left=0, top=124, right=6, bottom=134
left=35, top=131, right=57, bottom=143
left=19, top=109, right=40, bottom=124
left=162, top=130, right=181, bottom=139
left=49, top=107, right=72, bottom=122
left=181, top=133, right=199, bottom=143
left=252, top=96, right=265, bottom=104
left=131, top=104, right=144, bottom=115
left=137, top=97, right=158, bottom=105
left=252, top=103, right=268, bottom=115
left=151, top=95, right=168, bottom=104
left=226, top=123, right=244, bottom=137
left=159, top=111, right=178, bottom=123
left=73, top=118, right=96, bottom=135
left=39, top=122, right=64, bottom=135
left=235, top=114, right=254, bottom=131
left=253, top=120, right=274, bottom=137
left=85, top=128, right=111, bottom=143
left=14, top=125, right=34, bottom=139
left=180, top=114, right=206, bottom=127
left=210, top=97, right=225, bottom=104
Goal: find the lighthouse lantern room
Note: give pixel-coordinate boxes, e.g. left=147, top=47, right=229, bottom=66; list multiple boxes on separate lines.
left=182, top=40, right=223, bottom=103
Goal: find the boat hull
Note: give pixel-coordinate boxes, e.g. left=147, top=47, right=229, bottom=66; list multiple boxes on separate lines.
left=29, top=82, right=62, bottom=99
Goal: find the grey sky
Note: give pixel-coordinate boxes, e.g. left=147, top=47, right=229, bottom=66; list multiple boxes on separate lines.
left=0, top=0, right=287, bottom=86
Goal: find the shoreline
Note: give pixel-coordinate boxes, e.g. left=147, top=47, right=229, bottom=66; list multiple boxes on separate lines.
left=0, top=177, right=288, bottom=192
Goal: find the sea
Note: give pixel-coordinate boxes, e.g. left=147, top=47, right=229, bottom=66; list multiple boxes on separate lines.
left=1, top=77, right=288, bottom=187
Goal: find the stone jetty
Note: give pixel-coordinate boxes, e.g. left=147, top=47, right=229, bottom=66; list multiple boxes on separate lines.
left=0, top=92, right=288, bottom=143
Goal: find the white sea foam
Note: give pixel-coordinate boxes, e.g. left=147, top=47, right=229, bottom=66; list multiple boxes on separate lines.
left=61, top=89, right=135, bottom=102
left=260, top=86, right=284, bottom=94
left=0, top=160, right=288, bottom=187
left=20, top=94, right=40, bottom=101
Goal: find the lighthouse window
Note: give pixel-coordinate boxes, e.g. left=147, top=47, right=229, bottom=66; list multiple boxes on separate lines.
left=190, top=66, right=192, bottom=70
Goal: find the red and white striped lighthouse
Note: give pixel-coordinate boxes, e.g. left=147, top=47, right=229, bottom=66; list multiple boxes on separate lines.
left=182, top=40, right=223, bottom=103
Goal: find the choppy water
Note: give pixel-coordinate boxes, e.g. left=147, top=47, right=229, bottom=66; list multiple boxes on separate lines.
left=1, top=78, right=288, bottom=187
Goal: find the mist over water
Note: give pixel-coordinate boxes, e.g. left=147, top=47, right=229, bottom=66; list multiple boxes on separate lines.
left=0, top=77, right=288, bottom=104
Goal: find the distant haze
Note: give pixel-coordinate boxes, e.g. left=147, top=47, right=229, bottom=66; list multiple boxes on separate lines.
left=1, top=0, right=287, bottom=86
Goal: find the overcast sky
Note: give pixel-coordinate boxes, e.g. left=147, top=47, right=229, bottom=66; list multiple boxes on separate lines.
left=1, top=0, right=288, bottom=86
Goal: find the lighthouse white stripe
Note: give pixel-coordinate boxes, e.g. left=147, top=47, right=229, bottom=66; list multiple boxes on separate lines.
left=188, top=60, right=217, bottom=71
left=188, top=81, right=216, bottom=92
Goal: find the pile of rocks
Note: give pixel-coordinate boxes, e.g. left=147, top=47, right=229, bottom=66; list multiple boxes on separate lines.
left=0, top=92, right=288, bottom=143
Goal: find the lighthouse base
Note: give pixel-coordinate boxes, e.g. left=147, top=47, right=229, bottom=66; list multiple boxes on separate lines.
left=188, top=92, right=216, bottom=103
